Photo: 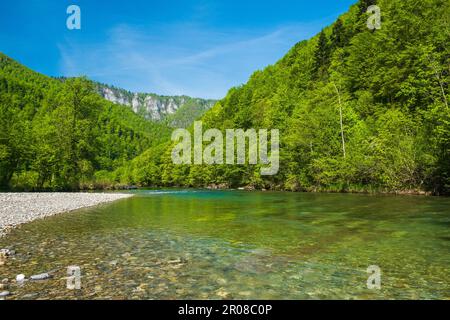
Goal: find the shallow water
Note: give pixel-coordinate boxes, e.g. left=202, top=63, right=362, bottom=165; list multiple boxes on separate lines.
left=0, top=190, right=449, bottom=300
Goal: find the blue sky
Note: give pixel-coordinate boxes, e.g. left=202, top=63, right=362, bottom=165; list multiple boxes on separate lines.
left=0, top=0, right=356, bottom=99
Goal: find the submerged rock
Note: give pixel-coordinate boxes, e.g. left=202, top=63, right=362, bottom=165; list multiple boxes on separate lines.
left=0, top=248, right=14, bottom=256
left=109, top=260, right=118, bottom=266
left=216, top=288, right=230, bottom=298
left=121, top=252, right=131, bottom=258
left=30, top=273, right=52, bottom=281
left=133, top=284, right=147, bottom=293
left=0, top=249, right=13, bottom=265
left=15, top=274, right=26, bottom=284
left=216, top=278, right=227, bottom=285
left=167, top=257, right=188, bottom=265
left=0, top=291, right=10, bottom=297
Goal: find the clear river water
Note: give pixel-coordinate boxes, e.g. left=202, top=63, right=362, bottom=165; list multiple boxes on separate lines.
left=0, top=190, right=449, bottom=300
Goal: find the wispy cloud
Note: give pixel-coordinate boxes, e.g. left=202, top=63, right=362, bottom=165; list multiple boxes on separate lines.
left=58, top=22, right=320, bottom=99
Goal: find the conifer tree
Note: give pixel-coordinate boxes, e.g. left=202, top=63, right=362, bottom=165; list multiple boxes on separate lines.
left=358, top=0, right=377, bottom=14
left=313, top=30, right=330, bottom=77
left=330, top=18, right=346, bottom=49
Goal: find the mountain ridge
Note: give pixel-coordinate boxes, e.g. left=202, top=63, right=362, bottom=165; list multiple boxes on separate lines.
left=95, top=81, right=217, bottom=125
left=54, top=77, right=217, bottom=127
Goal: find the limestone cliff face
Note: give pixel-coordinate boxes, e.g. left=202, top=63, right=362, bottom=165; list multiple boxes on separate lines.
left=97, top=84, right=216, bottom=124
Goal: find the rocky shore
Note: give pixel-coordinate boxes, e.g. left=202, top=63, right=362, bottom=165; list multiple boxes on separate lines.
left=0, top=193, right=133, bottom=237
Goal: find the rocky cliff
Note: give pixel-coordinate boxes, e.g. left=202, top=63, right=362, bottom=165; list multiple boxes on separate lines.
left=96, top=83, right=216, bottom=126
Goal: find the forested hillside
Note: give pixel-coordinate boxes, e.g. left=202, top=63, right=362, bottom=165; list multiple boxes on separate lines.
left=121, top=0, right=449, bottom=194
left=0, top=53, right=171, bottom=190
left=54, top=79, right=215, bottom=128
left=1, top=0, right=448, bottom=194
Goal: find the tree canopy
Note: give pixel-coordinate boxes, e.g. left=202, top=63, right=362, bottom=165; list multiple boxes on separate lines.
left=1, top=0, right=449, bottom=195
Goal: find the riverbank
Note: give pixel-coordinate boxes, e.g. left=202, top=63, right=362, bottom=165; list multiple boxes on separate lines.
left=203, top=184, right=437, bottom=196
left=0, top=193, right=133, bottom=237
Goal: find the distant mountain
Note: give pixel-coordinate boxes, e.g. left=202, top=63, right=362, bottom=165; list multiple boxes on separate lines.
left=94, top=82, right=217, bottom=126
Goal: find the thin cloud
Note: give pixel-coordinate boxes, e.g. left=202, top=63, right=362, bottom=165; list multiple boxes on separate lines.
left=58, top=22, right=320, bottom=99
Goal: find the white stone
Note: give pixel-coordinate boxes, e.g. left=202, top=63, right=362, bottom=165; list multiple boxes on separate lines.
left=16, top=274, right=25, bottom=282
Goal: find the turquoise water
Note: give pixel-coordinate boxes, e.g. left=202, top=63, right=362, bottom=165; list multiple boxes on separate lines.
left=0, top=190, right=449, bottom=299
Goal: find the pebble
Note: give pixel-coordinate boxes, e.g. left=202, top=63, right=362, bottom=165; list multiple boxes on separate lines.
left=23, top=293, right=39, bottom=299
left=0, top=291, right=10, bottom=297
left=216, top=288, right=229, bottom=298
left=0, top=249, right=10, bottom=265
left=168, top=259, right=180, bottom=264
left=16, top=274, right=26, bottom=283
left=109, top=260, right=118, bottom=266
left=0, top=248, right=13, bottom=256
left=30, top=273, right=52, bottom=281
left=133, top=284, right=147, bottom=293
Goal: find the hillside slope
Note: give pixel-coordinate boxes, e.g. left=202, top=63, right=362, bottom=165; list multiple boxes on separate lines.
left=124, top=0, right=449, bottom=194
left=0, top=53, right=171, bottom=190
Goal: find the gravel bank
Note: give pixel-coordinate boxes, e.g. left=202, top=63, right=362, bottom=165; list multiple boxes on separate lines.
left=0, top=193, right=133, bottom=237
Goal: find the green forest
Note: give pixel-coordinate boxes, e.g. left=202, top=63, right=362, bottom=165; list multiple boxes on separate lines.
left=1, top=0, right=449, bottom=194
left=0, top=53, right=171, bottom=190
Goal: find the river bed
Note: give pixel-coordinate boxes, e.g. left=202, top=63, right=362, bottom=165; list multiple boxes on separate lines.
left=0, top=190, right=449, bottom=299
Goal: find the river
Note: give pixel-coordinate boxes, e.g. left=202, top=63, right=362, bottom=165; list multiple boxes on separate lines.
left=0, top=190, right=449, bottom=299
